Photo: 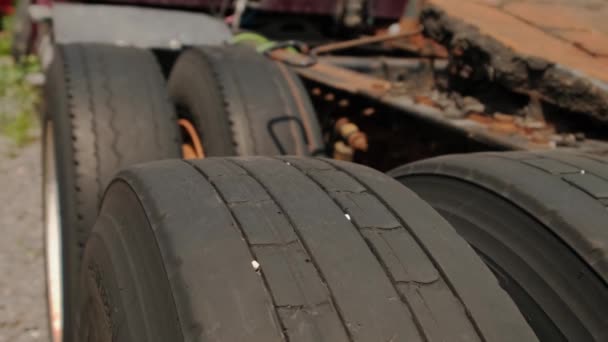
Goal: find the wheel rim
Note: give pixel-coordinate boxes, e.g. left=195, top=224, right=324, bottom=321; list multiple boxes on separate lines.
left=43, top=120, right=64, bottom=342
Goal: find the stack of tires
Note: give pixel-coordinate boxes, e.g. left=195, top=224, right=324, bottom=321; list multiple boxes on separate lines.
left=43, top=43, right=325, bottom=342
left=43, top=42, right=606, bottom=342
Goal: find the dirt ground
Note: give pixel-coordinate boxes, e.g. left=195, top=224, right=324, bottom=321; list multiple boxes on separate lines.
left=0, top=130, right=48, bottom=342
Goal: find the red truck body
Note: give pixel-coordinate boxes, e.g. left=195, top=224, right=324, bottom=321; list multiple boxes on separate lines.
left=0, top=0, right=12, bottom=15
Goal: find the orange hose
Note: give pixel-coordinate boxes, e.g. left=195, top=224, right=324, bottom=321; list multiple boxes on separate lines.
left=178, top=119, right=205, bottom=159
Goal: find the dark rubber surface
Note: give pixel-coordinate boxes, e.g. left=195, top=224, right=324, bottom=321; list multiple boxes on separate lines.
left=392, top=151, right=608, bottom=341
left=77, top=157, right=537, bottom=341
left=44, top=43, right=181, bottom=341
left=168, top=45, right=324, bottom=157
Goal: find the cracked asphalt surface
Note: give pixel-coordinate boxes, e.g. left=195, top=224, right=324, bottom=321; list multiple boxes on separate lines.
left=0, top=131, right=49, bottom=342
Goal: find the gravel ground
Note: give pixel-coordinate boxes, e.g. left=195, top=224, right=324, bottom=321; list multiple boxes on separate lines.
left=0, top=130, right=49, bottom=342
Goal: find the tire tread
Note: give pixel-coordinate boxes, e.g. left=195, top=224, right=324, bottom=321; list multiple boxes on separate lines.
left=187, top=158, right=351, bottom=342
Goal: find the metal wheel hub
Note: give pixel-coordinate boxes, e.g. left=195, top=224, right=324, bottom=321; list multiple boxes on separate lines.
left=43, top=120, right=64, bottom=342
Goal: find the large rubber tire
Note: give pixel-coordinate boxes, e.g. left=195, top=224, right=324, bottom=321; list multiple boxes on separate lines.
left=43, top=43, right=181, bottom=342
left=76, top=157, right=537, bottom=342
left=168, top=45, right=324, bottom=157
left=391, top=151, right=608, bottom=341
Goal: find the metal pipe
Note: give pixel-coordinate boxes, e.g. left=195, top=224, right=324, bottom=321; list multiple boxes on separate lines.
left=311, top=27, right=422, bottom=56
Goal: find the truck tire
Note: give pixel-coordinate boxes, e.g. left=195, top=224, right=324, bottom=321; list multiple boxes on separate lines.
left=168, top=45, right=324, bottom=157
left=43, top=43, right=181, bottom=342
left=391, top=152, right=608, bottom=341
left=76, top=157, right=537, bottom=342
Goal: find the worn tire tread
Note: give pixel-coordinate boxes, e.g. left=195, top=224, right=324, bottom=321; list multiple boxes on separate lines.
left=392, top=151, right=608, bottom=341
left=80, top=157, right=537, bottom=342
left=168, top=45, right=324, bottom=157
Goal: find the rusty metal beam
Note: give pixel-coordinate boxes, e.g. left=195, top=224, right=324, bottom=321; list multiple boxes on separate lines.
left=277, top=52, right=608, bottom=154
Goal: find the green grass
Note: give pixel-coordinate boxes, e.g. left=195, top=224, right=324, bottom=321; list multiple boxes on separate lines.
left=0, top=14, right=41, bottom=148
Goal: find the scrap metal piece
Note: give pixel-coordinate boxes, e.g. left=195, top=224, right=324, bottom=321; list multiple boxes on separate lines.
left=310, top=27, right=423, bottom=56
left=271, top=49, right=392, bottom=97
left=383, top=18, right=449, bottom=58
left=266, top=33, right=608, bottom=154
left=422, top=0, right=608, bottom=122
left=335, top=117, right=369, bottom=151
left=333, top=141, right=355, bottom=161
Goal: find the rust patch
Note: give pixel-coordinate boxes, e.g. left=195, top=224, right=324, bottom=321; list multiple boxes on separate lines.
left=467, top=113, right=554, bottom=145
left=380, top=18, right=449, bottom=58
left=270, top=49, right=391, bottom=97
left=422, top=0, right=608, bottom=122
left=503, top=2, right=590, bottom=31
left=311, top=25, right=423, bottom=56
left=558, top=30, right=608, bottom=58
left=427, top=0, right=608, bottom=81
left=502, top=2, right=608, bottom=57
left=297, top=58, right=392, bottom=97
left=335, top=117, right=369, bottom=152
left=413, top=95, right=440, bottom=109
